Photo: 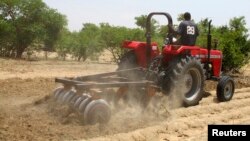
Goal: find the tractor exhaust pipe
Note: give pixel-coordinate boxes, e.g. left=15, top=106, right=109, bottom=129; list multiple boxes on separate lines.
left=146, top=12, right=173, bottom=67
left=207, top=20, right=212, bottom=58
left=206, top=20, right=212, bottom=78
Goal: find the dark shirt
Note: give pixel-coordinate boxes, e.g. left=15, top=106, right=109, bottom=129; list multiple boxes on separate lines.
left=177, top=20, right=199, bottom=46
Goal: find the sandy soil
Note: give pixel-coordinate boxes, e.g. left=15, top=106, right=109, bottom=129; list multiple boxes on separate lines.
left=0, top=59, right=116, bottom=79
left=0, top=58, right=250, bottom=141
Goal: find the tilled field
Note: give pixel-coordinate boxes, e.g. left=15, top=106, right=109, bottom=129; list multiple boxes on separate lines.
left=0, top=59, right=250, bottom=141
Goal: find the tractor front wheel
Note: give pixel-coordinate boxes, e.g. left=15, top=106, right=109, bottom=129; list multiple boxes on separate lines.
left=216, top=76, right=235, bottom=102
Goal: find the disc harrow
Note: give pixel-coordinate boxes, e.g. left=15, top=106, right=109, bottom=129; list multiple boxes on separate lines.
left=52, top=86, right=111, bottom=125
left=51, top=68, right=157, bottom=125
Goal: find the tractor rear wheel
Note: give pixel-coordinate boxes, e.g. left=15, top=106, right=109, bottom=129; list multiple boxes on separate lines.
left=168, top=56, right=205, bottom=107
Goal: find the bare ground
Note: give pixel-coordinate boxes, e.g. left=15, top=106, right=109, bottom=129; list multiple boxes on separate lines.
left=0, top=58, right=250, bottom=141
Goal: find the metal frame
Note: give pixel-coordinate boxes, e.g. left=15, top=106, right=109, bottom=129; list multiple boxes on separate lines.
left=55, top=67, right=157, bottom=93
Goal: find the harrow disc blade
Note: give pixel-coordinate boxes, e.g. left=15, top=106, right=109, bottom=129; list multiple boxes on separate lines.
left=62, top=90, right=76, bottom=104
left=53, top=87, right=64, bottom=100
left=57, top=90, right=69, bottom=104
left=69, top=95, right=81, bottom=107
left=78, top=97, right=92, bottom=114
left=73, top=94, right=90, bottom=109
left=84, top=99, right=111, bottom=125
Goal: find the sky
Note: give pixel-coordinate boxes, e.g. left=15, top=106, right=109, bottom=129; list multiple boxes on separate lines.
left=43, top=0, right=250, bottom=32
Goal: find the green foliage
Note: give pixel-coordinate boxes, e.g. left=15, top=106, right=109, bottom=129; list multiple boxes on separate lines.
left=196, top=16, right=249, bottom=72
left=0, top=0, right=66, bottom=58
left=55, top=23, right=144, bottom=62
left=219, top=17, right=249, bottom=71
left=0, top=17, right=15, bottom=57
left=55, top=29, right=74, bottom=60
left=76, top=23, right=102, bottom=61
left=99, top=23, right=144, bottom=63
left=135, top=15, right=148, bottom=29
left=43, top=9, right=67, bottom=51
left=134, top=15, right=158, bottom=35
left=57, top=24, right=101, bottom=61
left=196, top=18, right=211, bottom=47
left=177, top=13, right=185, bottom=22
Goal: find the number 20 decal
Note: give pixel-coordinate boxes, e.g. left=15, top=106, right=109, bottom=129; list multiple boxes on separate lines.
left=187, top=26, right=195, bottom=35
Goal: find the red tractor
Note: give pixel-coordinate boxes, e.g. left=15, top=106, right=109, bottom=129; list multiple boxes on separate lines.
left=118, top=12, right=235, bottom=107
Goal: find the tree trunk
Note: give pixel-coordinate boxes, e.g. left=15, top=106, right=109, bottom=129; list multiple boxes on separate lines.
left=45, top=51, right=48, bottom=60
left=82, top=56, right=87, bottom=62
left=16, top=46, right=26, bottom=59
left=77, top=56, right=81, bottom=61
left=63, top=53, right=66, bottom=61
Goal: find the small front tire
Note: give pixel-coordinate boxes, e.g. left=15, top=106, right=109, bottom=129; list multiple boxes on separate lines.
left=216, top=76, right=235, bottom=102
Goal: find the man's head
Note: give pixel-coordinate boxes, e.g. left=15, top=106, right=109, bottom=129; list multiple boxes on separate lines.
left=184, top=12, right=191, bottom=21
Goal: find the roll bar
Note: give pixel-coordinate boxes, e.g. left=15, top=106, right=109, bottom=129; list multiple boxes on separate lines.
left=145, top=12, right=173, bottom=66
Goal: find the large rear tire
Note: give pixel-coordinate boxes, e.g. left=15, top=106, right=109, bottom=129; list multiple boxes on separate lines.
left=168, top=56, right=205, bottom=107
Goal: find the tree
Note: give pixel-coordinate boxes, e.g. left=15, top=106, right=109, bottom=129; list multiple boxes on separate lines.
left=196, top=18, right=211, bottom=47
left=43, top=8, right=67, bottom=52
left=55, top=29, right=74, bottom=61
left=158, top=25, right=168, bottom=39
left=99, top=23, right=126, bottom=63
left=100, top=23, right=144, bottom=63
left=195, top=16, right=250, bottom=72
left=0, top=16, right=15, bottom=57
left=177, top=13, right=184, bottom=22
left=0, top=0, right=66, bottom=58
left=218, top=16, right=249, bottom=71
left=76, top=23, right=102, bottom=61
left=134, top=15, right=158, bottom=35
left=56, top=23, right=103, bottom=61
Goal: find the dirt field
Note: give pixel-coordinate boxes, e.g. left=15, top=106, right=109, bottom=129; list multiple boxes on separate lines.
left=0, top=58, right=250, bottom=141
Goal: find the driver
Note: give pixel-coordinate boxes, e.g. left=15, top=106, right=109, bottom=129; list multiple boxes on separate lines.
left=171, top=12, right=199, bottom=46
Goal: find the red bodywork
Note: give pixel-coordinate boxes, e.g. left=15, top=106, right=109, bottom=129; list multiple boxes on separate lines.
left=123, top=41, right=160, bottom=67
left=123, top=41, right=222, bottom=77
